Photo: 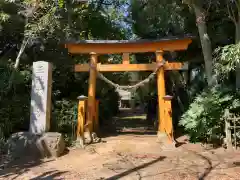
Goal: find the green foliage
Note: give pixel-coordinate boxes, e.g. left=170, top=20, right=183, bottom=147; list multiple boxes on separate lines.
left=58, top=0, right=65, bottom=8
left=97, top=86, right=120, bottom=124
left=0, top=63, right=31, bottom=142
left=52, top=99, right=77, bottom=146
left=180, top=40, right=240, bottom=145
left=129, top=0, right=193, bottom=38
left=187, top=66, right=207, bottom=101
left=0, top=12, right=10, bottom=22
left=179, top=86, right=240, bottom=143
left=214, top=43, right=240, bottom=82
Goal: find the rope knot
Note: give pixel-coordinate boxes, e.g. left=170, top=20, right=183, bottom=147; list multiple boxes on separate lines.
left=89, top=63, right=96, bottom=70
left=157, top=60, right=166, bottom=67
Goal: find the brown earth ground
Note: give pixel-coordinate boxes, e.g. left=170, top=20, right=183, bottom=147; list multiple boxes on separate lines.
left=1, top=109, right=240, bottom=180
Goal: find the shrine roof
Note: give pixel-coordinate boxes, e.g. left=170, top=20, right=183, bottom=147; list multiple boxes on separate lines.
left=66, top=35, right=194, bottom=44
left=65, top=35, right=194, bottom=54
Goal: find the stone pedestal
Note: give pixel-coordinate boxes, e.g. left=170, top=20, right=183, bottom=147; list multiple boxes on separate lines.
left=29, top=61, right=52, bottom=134
left=6, top=132, right=42, bottom=159
left=36, top=132, right=65, bottom=158
left=6, top=132, right=65, bottom=160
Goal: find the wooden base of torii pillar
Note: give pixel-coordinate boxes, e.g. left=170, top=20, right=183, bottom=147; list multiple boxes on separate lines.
left=65, top=37, right=193, bottom=145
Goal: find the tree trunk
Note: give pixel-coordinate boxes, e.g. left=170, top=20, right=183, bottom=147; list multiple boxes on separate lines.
left=192, top=1, right=213, bottom=86
left=235, top=19, right=240, bottom=89
left=6, top=37, right=29, bottom=93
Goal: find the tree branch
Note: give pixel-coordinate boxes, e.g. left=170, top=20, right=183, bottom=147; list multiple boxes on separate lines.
left=6, top=37, right=30, bottom=93
left=234, top=0, right=240, bottom=16
left=227, top=1, right=237, bottom=26
left=206, top=0, right=212, bottom=15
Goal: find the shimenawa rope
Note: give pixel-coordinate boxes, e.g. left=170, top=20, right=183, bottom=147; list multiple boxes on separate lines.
left=90, top=60, right=166, bottom=92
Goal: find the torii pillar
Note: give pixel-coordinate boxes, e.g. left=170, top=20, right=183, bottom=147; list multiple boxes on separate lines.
left=156, top=50, right=166, bottom=136
left=85, top=52, right=98, bottom=142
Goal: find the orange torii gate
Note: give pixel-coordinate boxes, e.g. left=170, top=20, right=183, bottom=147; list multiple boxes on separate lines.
left=65, top=36, right=192, bottom=144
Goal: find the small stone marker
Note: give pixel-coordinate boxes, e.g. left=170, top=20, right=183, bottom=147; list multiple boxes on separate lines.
left=29, top=61, right=52, bottom=134
left=36, top=132, right=65, bottom=158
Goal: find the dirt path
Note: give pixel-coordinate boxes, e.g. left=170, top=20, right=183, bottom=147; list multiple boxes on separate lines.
left=1, top=135, right=240, bottom=180
left=1, top=109, right=240, bottom=179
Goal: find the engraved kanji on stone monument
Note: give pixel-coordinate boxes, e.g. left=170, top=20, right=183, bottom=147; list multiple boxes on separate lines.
left=29, top=61, right=52, bottom=134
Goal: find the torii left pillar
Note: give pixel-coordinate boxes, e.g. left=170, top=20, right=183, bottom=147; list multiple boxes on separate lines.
left=156, top=51, right=166, bottom=137
left=85, top=52, right=98, bottom=143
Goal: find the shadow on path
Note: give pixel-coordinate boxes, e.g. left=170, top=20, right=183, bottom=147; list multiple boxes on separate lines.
left=105, top=156, right=166, bottom=180
left=30, top=170, right=68, bottom=180
left=0, top=156, right=54, bottom=179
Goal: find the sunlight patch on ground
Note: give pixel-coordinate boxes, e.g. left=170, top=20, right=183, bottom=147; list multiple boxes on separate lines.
left=119, top=115, right=146, bottom=120
left=113, top=115, right=147, bottom=120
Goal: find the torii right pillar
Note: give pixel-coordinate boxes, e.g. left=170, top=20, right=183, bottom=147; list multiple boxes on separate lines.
left=156, top=50, right=174, bottom=144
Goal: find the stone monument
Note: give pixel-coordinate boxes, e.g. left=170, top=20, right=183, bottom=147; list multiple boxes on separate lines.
left=29, top=61, right=52, bottom=134
left=3, top=62, right=66, bottom=160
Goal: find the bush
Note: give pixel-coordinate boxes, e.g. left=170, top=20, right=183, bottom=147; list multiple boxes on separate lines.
left=0, top=64, right=31, bottom=142
left=52, top=99, right=77, bottom=146
left=179, top=85, right=240, bottom=144
left=97, top=87, right=120, bottom=126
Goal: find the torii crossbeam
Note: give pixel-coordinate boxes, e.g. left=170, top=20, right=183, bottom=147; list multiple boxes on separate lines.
left=65, top=36, right=193, bottom=144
